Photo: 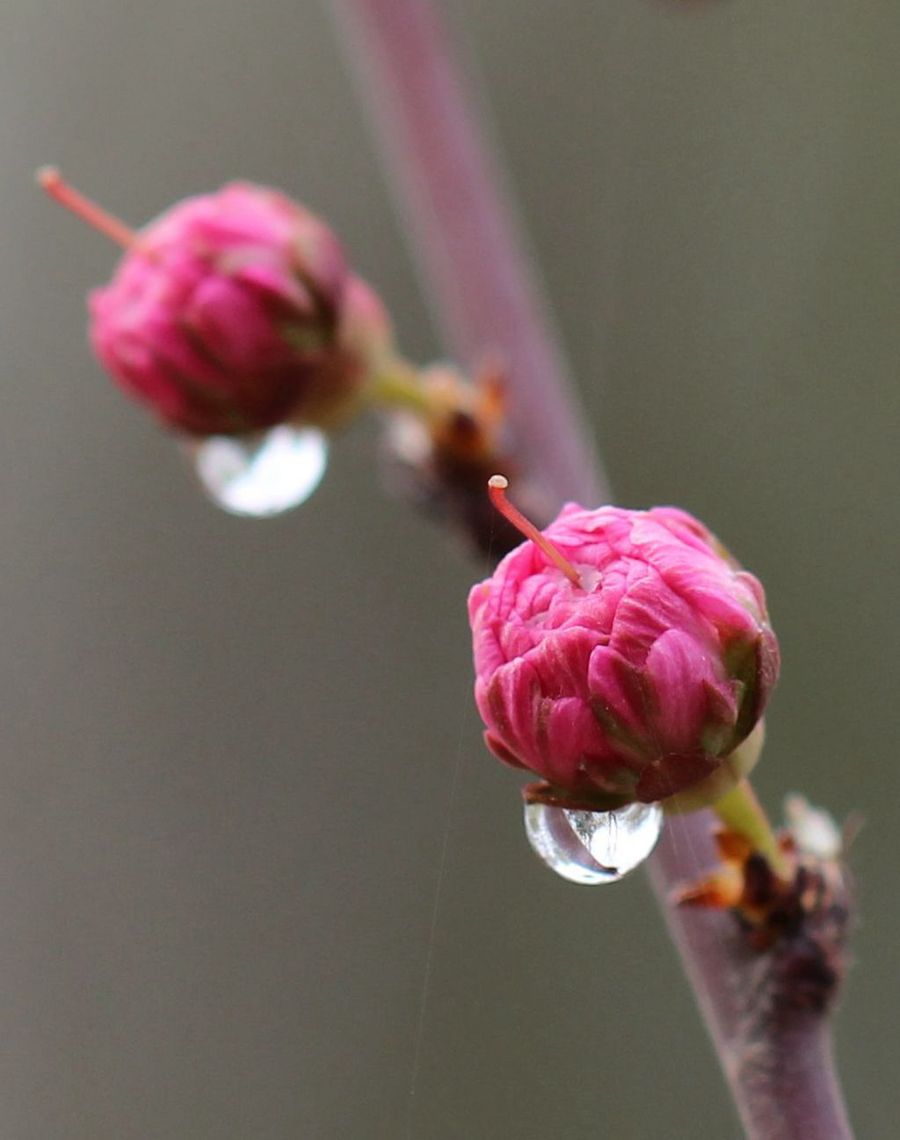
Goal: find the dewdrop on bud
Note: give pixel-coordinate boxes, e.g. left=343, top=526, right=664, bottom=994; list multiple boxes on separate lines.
left=523, top=798, right=664, bottom=885
left=39, top=168, right=392, bottom=515
left=469, top=477, right=780, bottom=881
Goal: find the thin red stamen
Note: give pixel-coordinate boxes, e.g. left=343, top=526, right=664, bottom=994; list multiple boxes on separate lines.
left=37, top=167, right=137, bottom=250
left=488, top=475, right=582, bottom=586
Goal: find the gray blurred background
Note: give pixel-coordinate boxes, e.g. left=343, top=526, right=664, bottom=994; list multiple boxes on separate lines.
left=2, top=1, right=898, bottom=1136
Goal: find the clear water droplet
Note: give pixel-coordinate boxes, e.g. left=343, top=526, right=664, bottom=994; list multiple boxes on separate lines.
left=524, top=800, right=663, bottom=885
left=189, top=425, right=328, bottom=517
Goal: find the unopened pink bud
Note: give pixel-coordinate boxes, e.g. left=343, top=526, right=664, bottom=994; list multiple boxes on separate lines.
left=44, top=171, right=390, bottom=436
left=468, top=501, right=780, bottom=808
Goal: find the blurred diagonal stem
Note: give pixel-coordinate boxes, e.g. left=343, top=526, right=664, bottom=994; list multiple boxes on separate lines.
left=327, top=1, right=854, bottom=1136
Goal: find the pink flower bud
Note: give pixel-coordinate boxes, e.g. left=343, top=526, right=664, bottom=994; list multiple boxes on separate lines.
left=469, top=501, right=779, bottom=808
left=44, top=172, right=390, bottom=436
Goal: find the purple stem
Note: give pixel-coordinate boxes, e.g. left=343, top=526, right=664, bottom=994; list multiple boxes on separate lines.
left=328, top=0, right=608, bottom=507
left=328, top=2, right=853, bottom=1136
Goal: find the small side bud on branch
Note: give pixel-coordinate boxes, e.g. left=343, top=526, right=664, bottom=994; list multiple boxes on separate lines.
left=677, top=796, right=854, bottom=1012
left=381, top=360, right=544, bottom=558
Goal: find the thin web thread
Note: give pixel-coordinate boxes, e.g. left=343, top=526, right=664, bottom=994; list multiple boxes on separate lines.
left=404, top=517, right=498, bottom=1137
left=658, top=767, right=704, bottom=883
left=403, top=708, right=467, bottom=1137
left=655, top=769, right=730, bottom=961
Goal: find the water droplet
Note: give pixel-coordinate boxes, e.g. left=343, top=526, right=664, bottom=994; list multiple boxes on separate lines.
left=524, top=800, right=663, bottom=885
left=189, top=425, right=328, bottom=517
